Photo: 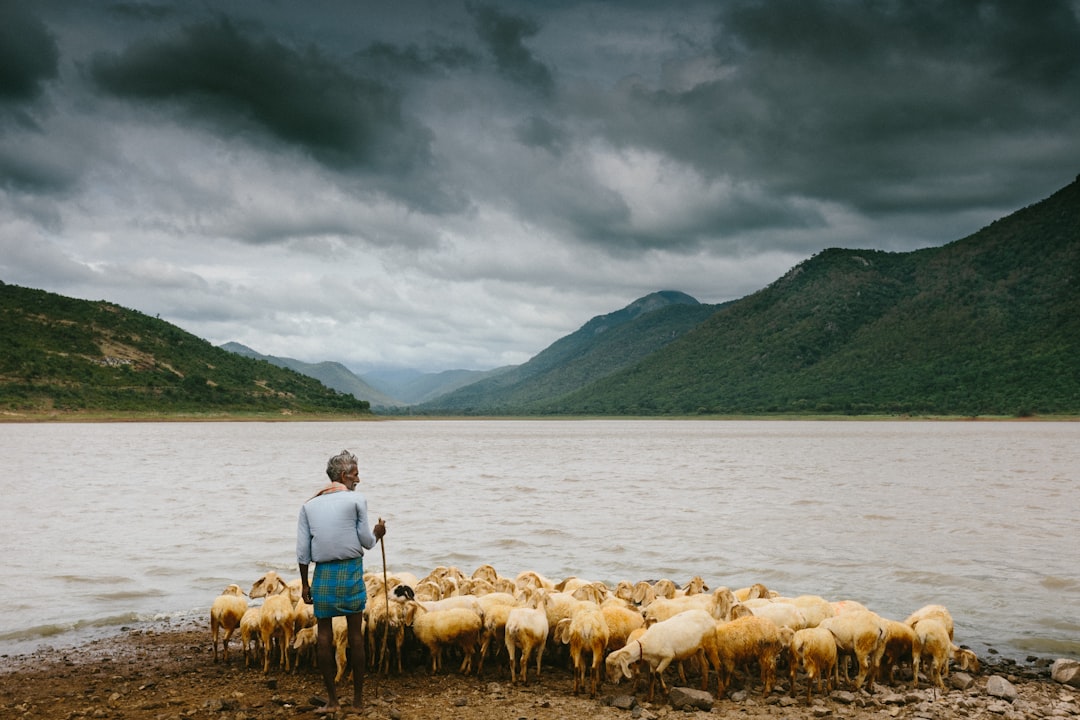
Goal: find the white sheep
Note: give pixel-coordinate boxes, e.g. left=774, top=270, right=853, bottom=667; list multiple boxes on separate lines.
left=789, top=626, right=838, bottom=701
left=403, top=601, right=483, bottom=675
left=605, top=608, right=718, bottom=702
left=555, top=604, right=610, bottom=696
left=504, top=599, right=549, bottom=685
left=819, top=609, right=887, bottom=691
left=744, top=598, right=809, bottom=630
left=209, top=583, right=249, bottom=663
left=713, top=614, right=792, bottom=697
left=643, top=586, right=736, bottom=625
left=789, top=594, right=837, bottom=627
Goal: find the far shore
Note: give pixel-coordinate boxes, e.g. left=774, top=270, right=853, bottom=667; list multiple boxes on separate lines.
left=2, top=409, right=1077, bottom=423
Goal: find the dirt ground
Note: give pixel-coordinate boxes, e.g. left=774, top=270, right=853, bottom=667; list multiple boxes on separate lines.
left=1, top=618, right=1076, bottom=720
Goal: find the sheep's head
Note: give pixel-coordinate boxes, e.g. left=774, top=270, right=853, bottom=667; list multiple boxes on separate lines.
left=221, top=584, right=246, bottom=597
left=249, top=571, right=287, bottom=598
left=392, top=584, right=416, bottom=601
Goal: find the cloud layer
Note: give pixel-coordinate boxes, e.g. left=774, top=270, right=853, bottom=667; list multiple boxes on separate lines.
left=2, top=1, right=1078, bottom=371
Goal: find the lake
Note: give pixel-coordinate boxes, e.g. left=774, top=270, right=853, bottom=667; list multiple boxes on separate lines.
left=0, top=419, right=1077, bottom=661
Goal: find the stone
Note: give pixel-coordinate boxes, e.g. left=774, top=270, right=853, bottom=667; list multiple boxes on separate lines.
left=611, top=693, right=637, bottom=710
left=950, top=672, right=975, bottom=690
left=1051, top=659, right=1080, bottom=687
left=986, top=675, right=1019, bottom=701
left=667, top=686, right=713, bottom=710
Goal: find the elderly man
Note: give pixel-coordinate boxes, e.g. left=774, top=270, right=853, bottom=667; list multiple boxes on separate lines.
left=297, top=450, right=386, bottom=715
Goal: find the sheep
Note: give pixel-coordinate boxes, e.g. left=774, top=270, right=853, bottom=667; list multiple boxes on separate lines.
left=209, top=584, right=249, bottom=663
left=504, top=599, right=549, bottom=685
left=605, top=608, right=719, bottom=702
left=734, top=582, right=776, bottom=601
left=745, top=599, right=809, bottom=630
left=600, top=603, right=646, bottom=652
left=477, top=600, right=517, bottom=676
left=952, top=646, right=980, bottom=674
left=904, top=604, right=954, bottom=640
left=555, top=604, right=610, bottom=696
left=644, top=586, right=736, bottom=625
left=713, top=614, right=792, bottom=697
left=291, top=625, right=318, bottom=671
left=790, top=626, right=838, bottom=701
left=473, top=591, right=521, bottom=675
left=879, top=619, right=916, bottom=685
left=789, top=594, right=837, bottom=628
left=403, top=601, right=483, bottom=675
left=249, top=571, right=295, bottom=673
left=514, top=570, right=555, bottom=594
left=239, top=607, right=262, bottom=668
left=285, top=578, right=315, bottom=635
left=911, top=617, right=951, bottom=692
left=818, top=609, right=887, bottom=691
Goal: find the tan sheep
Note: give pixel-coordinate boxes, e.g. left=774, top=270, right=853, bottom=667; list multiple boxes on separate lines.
left=790, top=626, right=838, bottom=701
left=714, top=614, right=791, bottom=697
left=555, top=605, right=610, bottom=697
left=911, top=617, right=951, bottom=692
left=249, top=571, right=295, bottom=673
left=209, top=583, right=249, bottom=663
left=403, top=601, right=483, bottom=675
left=239, top=606, right=262, bottom=668
left=879, top=619, right=916, bottom=685
left=819, top=609, right=887, bottom=691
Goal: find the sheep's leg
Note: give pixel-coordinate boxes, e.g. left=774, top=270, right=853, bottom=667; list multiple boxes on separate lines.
left=535, top=638, right=546, bottom=679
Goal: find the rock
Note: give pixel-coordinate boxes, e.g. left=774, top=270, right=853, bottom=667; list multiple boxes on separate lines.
left=1051, top=659, right=1080, bottom=687
left=831, top=690, right=856, bottom=704
left=950, top=671, right=975, bottom=690
left=986, top=675, right=1019, bottom=701
left=610, top=693, right=636, bottom=710
left=667, top=686, right=713, bottom=710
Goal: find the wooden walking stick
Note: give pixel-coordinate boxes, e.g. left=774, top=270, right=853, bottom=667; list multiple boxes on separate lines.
left=378, top=518, right=390, bottom=677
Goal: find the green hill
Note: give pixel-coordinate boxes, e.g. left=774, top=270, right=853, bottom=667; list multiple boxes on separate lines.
left=0, top=285, right=371, bottom=418
left=540, top=176, right=1080, bottom=416
left=418, top=291, right=725, bottom=413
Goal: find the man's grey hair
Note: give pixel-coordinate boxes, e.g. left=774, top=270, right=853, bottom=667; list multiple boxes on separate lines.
left=326, top=450, right=357, bottom=482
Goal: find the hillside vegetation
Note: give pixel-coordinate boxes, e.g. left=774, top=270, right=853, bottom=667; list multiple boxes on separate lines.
left=0, top=285, right=370, bottom=418
left=419, top=291, right=723, bottom=412
left=534, top=176, right=1080, bottom=416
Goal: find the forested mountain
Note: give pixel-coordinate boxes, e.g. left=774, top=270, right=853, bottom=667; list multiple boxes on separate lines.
left=219, top=342, right=399, bottom=408
left=0, top=285, right=370, bottom=417
left=417, top=291, right=725, bottom=412
left=526, top=176, right=1080, bottom=416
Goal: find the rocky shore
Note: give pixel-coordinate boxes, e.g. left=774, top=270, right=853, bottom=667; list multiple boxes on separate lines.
left=1, top=619, right=1077, bottom=720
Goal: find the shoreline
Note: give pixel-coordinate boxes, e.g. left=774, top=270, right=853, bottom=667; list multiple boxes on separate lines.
left=2, top=621, right=1076, bottom=720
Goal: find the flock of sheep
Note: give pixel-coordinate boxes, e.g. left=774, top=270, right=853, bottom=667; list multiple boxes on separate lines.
left=209, top=564, right=981, bottom=703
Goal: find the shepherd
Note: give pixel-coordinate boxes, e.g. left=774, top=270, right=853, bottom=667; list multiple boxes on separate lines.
left=297, top=449, right=386, bottom=716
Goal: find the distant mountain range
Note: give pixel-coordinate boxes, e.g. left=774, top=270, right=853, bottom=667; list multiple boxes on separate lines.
left=4, top=175, right=1077, bottom=417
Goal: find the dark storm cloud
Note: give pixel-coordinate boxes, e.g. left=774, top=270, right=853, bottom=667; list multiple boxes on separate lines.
left=88, top=16, right=434, bottom=176
left=602, top=0, right=1080, bottom=218
left=470, top=4, right=555, bottom=95
left=0, top=4, right=60, bottom=103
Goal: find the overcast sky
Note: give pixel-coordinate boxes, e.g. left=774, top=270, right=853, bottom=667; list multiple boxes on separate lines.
left=2, top=1, right=1078, bottom=373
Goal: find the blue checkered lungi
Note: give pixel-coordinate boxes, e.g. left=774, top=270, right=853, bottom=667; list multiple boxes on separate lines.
left=311, top=556, right=366, bottom=619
